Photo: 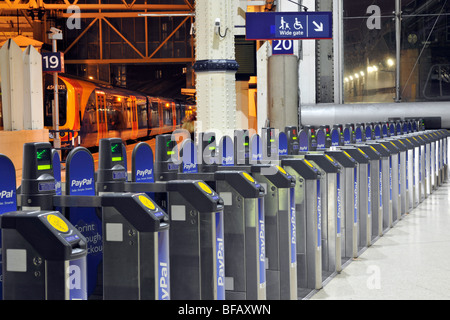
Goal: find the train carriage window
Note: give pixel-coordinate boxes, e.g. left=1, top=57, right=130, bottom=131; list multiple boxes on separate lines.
left=110, top=96, right=125, bottom=130
left=151, top=100, right=159, bottom=128
left=97, top=94, right=104, bottom=123
left=163, top=101, right=173, bottom=125
left=176, top=102, right=182, bottom=125
left=82, top=92, right=97, bottom=133
left=126, top=100, right=132, bottom=127
left=137, top=99, right=148, bottom=128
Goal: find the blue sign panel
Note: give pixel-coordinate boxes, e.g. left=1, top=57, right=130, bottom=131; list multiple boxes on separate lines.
left=355, top=127, right=363, bottom=143
left=317, top=180, right=321, bottom=249
left=366, top=127, right=372, bottom=140
left=343, top=128, right=351, bottom=145
left=246, top=12, right=332, bottom=40
left=181, top=140, right=198, bottom=173
left=299, top=130, right=309, bottom=151
left=220, top=136, right=234, bottom=166
left=374, top=126, right=381, bottom=139
left=251, top=134, right=262, bottom=162
left=258, top=198, right=266, bottom=287
left=290, top=188, right=296, bottom=264
left=336, top=173, right=341, bottom=235
left=317, top=130, right=326, bottom=150
left=66, top=148, right=101, bottom=299
left=278, top=132, right=288, bottom=156
left=42, top=52, right=64, bottom=73
left=272, top=40, right=294, bottom=55
left=158, top=230, right=170, bottom=300
left=215, top=211, right=225, bottom=300
left=132, top=143, right=155, bottom=183
left=0, top=155, right=16, bottom=214
left=331, top=129, right=340, bottom=146
left=382, top=124, right=388, bottom=137
left=0, top=155, right=16, bottom=300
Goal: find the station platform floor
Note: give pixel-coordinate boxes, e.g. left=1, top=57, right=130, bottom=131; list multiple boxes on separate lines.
left=308, top=182, right=450, bottom=300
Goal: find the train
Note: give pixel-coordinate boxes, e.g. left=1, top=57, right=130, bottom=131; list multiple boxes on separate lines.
left=43, top=74, right=196, bottom=149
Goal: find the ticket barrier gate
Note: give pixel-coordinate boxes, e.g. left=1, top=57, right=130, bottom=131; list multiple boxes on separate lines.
left=437, top=130, right=449, bottom=183
left=96, top=136, right=226, bottom=301
left=386, top=138, right=408, bottom=219
left=300, top=153, right=342, bottom=277
left=395, top=137, right=416, bottom=212
left=55, top=192, right=170, bottom=300
left=337, top=147, right=371, bottom=248
left=325, top=150, right=359, bottom=260
left=18, top=141, right=171, bottom=300
left=248, top=163, right=297, bottom=300
left=421, top=133, right=432, bottom=196
left=431, top=131, right=444, bottom=189
left=209, top=129, right=298, bottom=300
left=433, top=131, right=444, bottom=186
left=425, top=132, right=437, bottom=192
left=298, top=126, right=317, bottom=151
left=171, top=135, right=268, bottom=300
left=352, top=145, right=382, bottom=241
left=280, top=157, right=322, bottom=293
left=345, top=123, right=356, bottom=144
left=282, top=126, right=323, bottom=293
left=413, top=133, right=428, bottom=200
left=408, top=134, right=425, bottom=204
left=366, top=141, right=395, bottom=232
left=1, top=210, right=88, bottom=300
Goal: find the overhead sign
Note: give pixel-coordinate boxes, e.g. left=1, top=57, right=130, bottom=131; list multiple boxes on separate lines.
left=246, top=12, right=332, bottom=40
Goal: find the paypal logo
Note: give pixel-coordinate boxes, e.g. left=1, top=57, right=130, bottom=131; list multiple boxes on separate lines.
left=136, top=169, right=153, bottom=177
left=0, top=190, right=14, bottom=199
left=183, top=163, right=197, bottom=170
left=71, top=178, right=93, bottom=188
left=223, top=156, right=234, bottom=164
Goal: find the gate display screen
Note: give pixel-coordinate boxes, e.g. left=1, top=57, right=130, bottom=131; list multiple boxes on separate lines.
left=37, top=148, right=52, bottom=171
left=111, top=143, right=123, bottom=162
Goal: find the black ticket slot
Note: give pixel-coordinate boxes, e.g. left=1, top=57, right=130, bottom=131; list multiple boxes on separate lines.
left=20, top=143, right=56, bottom=211
left=1, top=211, right=87, bottom=300
left=284, top=126, right=299, bottom=155
left=97, top=138, right=128, bottom=193
left=154, top=135, right=180, bottom=181
left=234, top=129, right=251, bottom=165
left=198, top=132, right=218, bottom=172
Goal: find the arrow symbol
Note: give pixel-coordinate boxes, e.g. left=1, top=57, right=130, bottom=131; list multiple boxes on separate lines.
left=313, top=21, right=323, bottom=32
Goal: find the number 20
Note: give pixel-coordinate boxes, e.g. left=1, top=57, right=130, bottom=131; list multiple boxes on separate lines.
left=274, top=40, right=293, bottom=51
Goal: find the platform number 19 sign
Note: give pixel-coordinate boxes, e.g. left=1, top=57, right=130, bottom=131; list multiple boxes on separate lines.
left=42, top=52, right=65, bottom=73
left=272, top=40, right=294, bottom=55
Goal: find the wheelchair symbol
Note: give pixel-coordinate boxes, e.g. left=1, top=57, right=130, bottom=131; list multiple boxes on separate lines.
left=294, top=18, right=303, bottom=30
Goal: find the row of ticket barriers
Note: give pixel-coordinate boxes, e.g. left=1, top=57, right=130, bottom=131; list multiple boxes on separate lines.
left=0, top=118, right=447, bottom=300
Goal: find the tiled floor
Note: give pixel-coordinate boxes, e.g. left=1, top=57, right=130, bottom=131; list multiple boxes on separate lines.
left=310, top=182, right=450, bottom=300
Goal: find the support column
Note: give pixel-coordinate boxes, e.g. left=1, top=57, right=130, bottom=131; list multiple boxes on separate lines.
left=267, top=0, right=300, bottom=130
left=298, top=0, right=316, bottom=125
left=193, top=0, right=238, bottom=139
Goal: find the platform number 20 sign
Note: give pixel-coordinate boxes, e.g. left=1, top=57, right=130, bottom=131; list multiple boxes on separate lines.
left=272, top=40, right=294, bottom=55
left=42, top=52, right=65, bottom=73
